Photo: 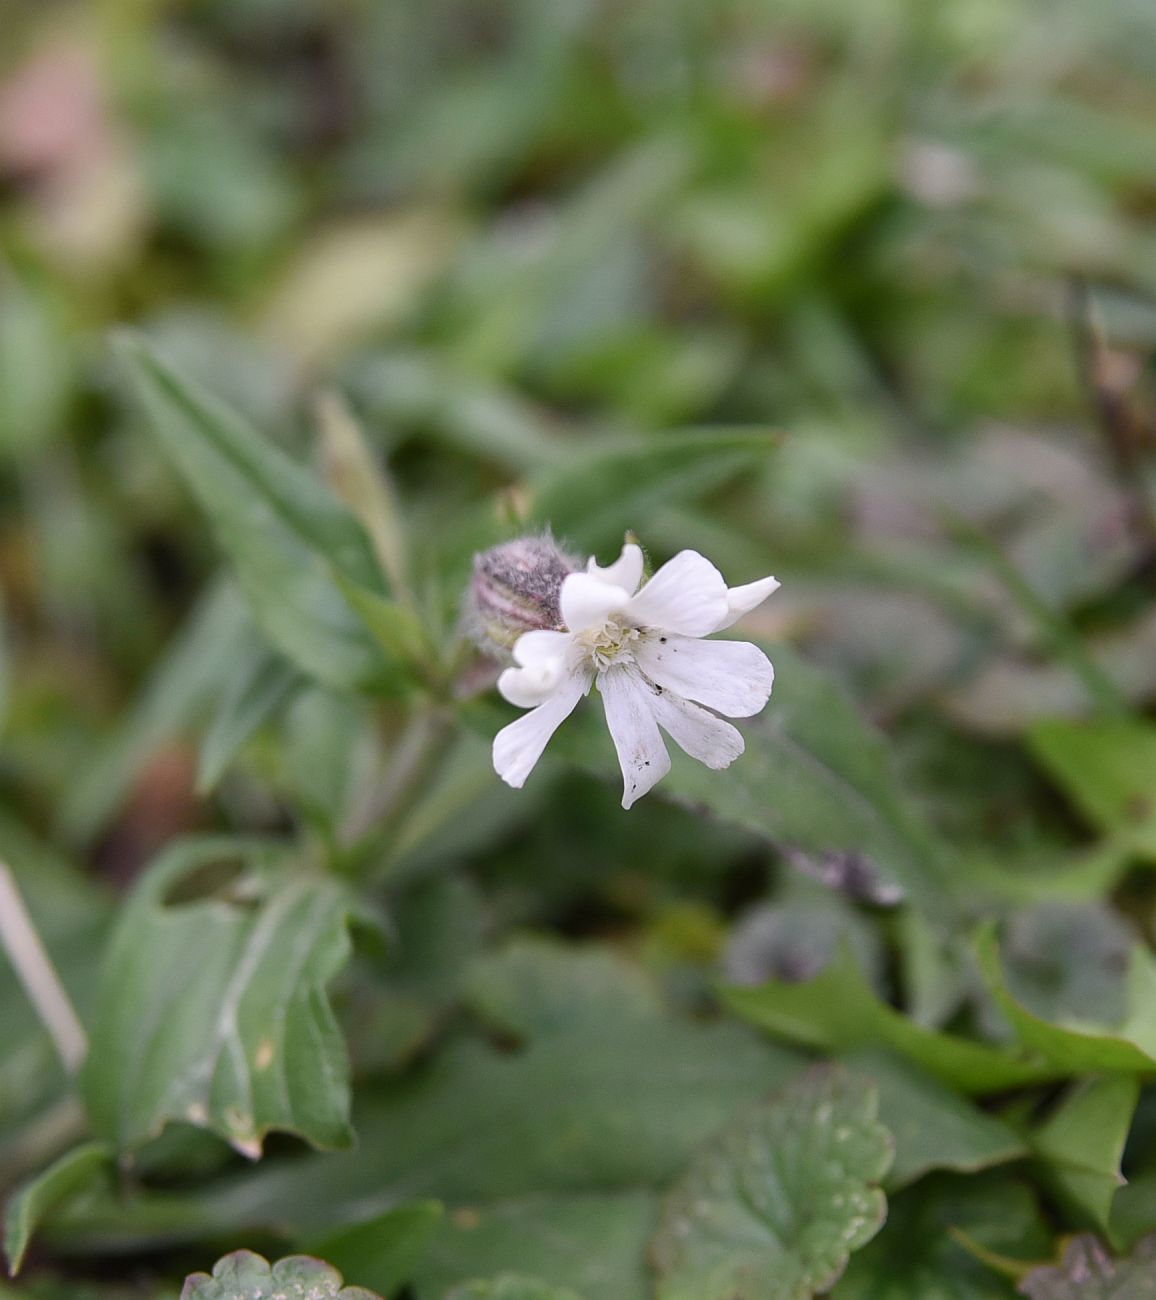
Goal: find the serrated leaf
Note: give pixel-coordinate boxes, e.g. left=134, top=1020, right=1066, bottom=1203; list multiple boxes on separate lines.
left=528, top=429, right=779, bottom=553
left=3, top=1141, right=112, bottom=1276
left=1027, top=721, right=1156, bottom=861
left=448, top=1276, right=587, bottom=1300
left=975, top=926, right=1156, bottom=1073
left=182, top=1251, right=381, bottom=1300
left=1018, top=1233, right=1156, bottom=1298
left=306, top=1202, right=444, bottom=1298
left=115, top=334, right=404, bottom=690
left=83, top=837, right=356, bottom=1156
left=724, top=948, right=1059, bottom=1095
left=651, top=1067, right=893, bottom=1300
left=1031, top=1077, right=1138, bottom=1236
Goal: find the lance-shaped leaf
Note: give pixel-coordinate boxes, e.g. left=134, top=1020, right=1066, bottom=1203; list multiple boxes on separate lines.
left=723, top=947, right=1059, bottom=1095
left=84, top=838, right=356, bottom=1156
left=115, top=334, right=410, bottom=691
left=182, top=1251, right=380, bottom=1300
left=1018, top=1233, right=1156, bottom=1298
left=529, top=429, right=779, bottom=554
left=651, top=1067, right=893, bottom=1300
left=975, top=926, right=1156, bottom=1073
left=4, top=1141, right=113, bottom=1276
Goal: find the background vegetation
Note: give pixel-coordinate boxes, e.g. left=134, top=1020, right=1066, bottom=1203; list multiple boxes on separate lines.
left=4, top=1, right=1156, bottom=1296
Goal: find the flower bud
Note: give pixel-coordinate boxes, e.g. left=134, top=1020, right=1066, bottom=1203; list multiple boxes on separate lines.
left=467, top=533, right=580, bottom=658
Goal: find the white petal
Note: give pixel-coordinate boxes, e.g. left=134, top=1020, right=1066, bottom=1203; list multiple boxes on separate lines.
left=498, top=662, right=562, bottom=708
left=560, top=572, right=630, bottom=632
left=512, top=629, right=572, bottom=668
left=633, top=635, right=774, bottom=718
left=587, top=542, right=644, bottom=595
left=624, top=550, right=728, bottom=636
left=714, top=575, right=781, bottom=631
left=597, top=665, right=670, bottom=809
left=493, top=670, right=590, bottom=788
left=649, top=688, right=745, bottom=769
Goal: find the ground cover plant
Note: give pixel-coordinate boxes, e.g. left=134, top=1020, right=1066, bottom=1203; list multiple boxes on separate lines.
left=4, top=1, right=1156, bottom=1297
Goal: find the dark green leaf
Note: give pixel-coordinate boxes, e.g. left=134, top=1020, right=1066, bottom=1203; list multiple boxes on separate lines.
left=84, top=837, right=356, bottom=1156
left=835, top=1173, right=1051, bottom=1299
left=651, top=1067, right=893, bottom=1300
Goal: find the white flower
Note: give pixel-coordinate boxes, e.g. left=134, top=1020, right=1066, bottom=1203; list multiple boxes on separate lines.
left=492, top=543, right=779, bottom=808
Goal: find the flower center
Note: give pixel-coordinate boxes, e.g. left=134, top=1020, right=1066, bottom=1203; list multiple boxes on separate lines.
left=575, top=617, right=641, bottom=671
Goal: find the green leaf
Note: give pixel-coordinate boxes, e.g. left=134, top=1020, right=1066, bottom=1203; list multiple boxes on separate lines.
left=834, top=1173, right=1051, bottom=1299
left=305, top=1203, right=444, bottom=1298
left=550, top=643, right=954, bottom=914
left=83, top=837, right=356, bottom=1156
left=465, top=937, right=663, bottom=1041
left=1018, top=1233, right=1156, bottom=1298
left=112, top=944, right=801, bottom=1247
left=182, top=1251, right=381, bottom=1300
left=197, top=644, right=302, bottom=793
left=651, top=1067, right=893, bottom=1300
left=1000, top=904, right=1134, bottom=1028
left=847, top=1049, right=1027, bottom=1191
left=448, top=1276, right=587, bottom=1300
left=3, top=1141, right=112, bottom=1276
left=724, top=948, right=1059, bottom=1095
left=975, top=926, right=1156, bottom=1074
left=529, top=429, right=778, bottom=554
left=115, top=334, right=399, bottom=690
left=1027, top=720, right=1156, bottom=860
left=413, top=1193, right=654, bottom=1300
left=1030, top=1077, right=1138, bottom=1236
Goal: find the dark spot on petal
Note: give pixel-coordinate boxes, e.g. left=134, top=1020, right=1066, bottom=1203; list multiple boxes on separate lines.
left=659, top=636, right=667, bottom=643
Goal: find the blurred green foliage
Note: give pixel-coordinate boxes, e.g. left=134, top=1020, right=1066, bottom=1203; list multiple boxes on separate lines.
left=4, top=0, right=1156, bottom=1297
